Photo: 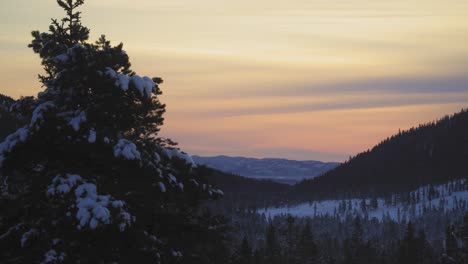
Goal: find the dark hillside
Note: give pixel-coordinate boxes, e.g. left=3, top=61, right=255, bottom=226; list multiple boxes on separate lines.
left=293, top=108, right=468, bottom=200
left=198, top=166, right=291, bottom=209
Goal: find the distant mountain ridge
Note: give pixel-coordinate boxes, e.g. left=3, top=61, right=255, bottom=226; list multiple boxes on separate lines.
left=193, top=155, right=340, bottom=184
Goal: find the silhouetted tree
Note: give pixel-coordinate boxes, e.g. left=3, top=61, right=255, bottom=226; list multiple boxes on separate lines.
left=0, top=1, right=225, bottom=263
left=265, top=222, right=281, bottom=264
left=399, top=221, right=418, bottom=264
left=296, top=221, right=317, bottom=264
left=233, top=236, right=252, bottom=264
left=445, top=224, right=458, bottom=260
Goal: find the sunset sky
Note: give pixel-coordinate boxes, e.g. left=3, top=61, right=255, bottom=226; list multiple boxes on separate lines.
left=1, top=0, right=468, bottom=161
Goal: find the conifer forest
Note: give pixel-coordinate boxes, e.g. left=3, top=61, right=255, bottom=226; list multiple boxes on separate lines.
left=1, top=1, right=467, bottom=263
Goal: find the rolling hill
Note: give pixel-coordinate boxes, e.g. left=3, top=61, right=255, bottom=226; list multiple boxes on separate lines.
left=193, top=155, right=339, bottom=184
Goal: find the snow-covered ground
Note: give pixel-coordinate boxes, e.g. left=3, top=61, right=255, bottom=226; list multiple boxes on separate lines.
left=260, top=180, right=468, bottom=222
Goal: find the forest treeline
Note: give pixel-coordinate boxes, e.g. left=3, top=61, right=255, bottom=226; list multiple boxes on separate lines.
left=225, top=212, right=468, bottom=264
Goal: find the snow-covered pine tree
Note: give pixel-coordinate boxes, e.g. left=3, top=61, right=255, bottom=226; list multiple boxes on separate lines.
left=0, top=1, right=226, bottom=263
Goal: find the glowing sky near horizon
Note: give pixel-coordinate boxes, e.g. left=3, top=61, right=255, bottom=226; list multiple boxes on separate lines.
left=1, top=0, right=468, bottom=161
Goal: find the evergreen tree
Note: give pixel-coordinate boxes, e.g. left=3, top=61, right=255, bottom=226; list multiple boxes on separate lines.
left=370, top=196, right=378, bottom=210
left=296, top=221, right=317, bottom=264
left=360, top=198, right=367, bottom=212
left=236, top=236, right=252, bottom=264
left=285, top=214, right=296, bottom=264
left=345, top=216, right=364, bottom=264
left=253, top=249, right=263, bottom=264
left=461, top=213, right=468, bottom=263
left=445, top=224, right=458, bottom=261
left=0, top=1, right=225, bottom=263
left=265, top=222, right=280, bottom=264
left=416, top=230, right=435, bottom=264
left=399, top=221, right=418, bottom=264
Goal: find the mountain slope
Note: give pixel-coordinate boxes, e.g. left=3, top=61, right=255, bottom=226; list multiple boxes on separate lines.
left=193, top=155, right=339, bottom=184
left=293, top=108, right=468, bottom=200
left=264, top=179, right=468, bottom=224
left=197, top=165, right=291, bottom=208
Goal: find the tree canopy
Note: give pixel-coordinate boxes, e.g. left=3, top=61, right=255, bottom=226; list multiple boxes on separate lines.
left=0, top=1, right=226, bottom=263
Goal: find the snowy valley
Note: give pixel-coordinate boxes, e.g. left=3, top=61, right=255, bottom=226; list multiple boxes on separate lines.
left=262, top=180, right=468, bottom=222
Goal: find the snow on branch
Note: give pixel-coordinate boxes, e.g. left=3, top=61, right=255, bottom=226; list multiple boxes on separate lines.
left=47, top=174, right=134, bottom=231
left=69, top=111, right=87, bottom=131
left=0, top=223, right=24, bottom=241
left=30, top=101, right=56, bottom=129
left=104, top=67, right=155, bottom=97
left=88, top=128, right=96, bottom=143
left=0, top=127, right=29, bottom=166
left=162, top=148, right=194, bottom=166
left=113, top=139, right=141, bottom=160
left=41, top=249, right=66, bottom=264
left=21, top=228, right=38, bottom=248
